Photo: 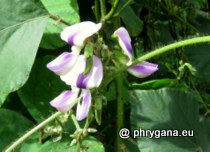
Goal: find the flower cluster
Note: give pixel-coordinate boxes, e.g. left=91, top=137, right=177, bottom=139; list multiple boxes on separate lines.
left=47, top=21, right=158, bottom=121
left=47, top=21, right=103, bottom=121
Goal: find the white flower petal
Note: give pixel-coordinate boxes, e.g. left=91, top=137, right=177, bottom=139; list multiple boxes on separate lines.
left=128, top=61, right=158, bottom=78
left=76, top=89, right=91, bottom=121
left=50, top=90, right=79, bottom=112
left=114, top=27, right=132, bottom=65
left=60, top=55, right=103, bottom=89
left=61, top=21, right=102, bottom=47
left=46, top=52, right=78, bottom=75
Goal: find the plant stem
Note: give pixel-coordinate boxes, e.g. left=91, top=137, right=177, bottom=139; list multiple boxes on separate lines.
left=94, top=0, right=100, bottom=22
left=99, top=0, right=107, bottom=18
left=76, top=142, right=81, bottom=152
left=113, top=0, right=132, bottom=17
left=101, top=36, right=210, bottom=87
left=5, top=112, right=63, bottom=152
left=115, top=74, right=124, bottom=152
left=130, top=36, right=210, bottom=68
left=103, top=0, right=120, bottom=22
left=49, top=14, right=70, bottom=26
left=71, top=114, right=81, bottom=130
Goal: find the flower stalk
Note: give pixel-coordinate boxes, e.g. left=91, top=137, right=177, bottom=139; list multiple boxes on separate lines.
left=99, top=0, right=107, bottom=18
left=102, top=0, right=120, bottom=22
left=101, top=35, right=210, bottom=87
left=4, top=111, right=64, bottom=152
left=71, top=114, right=81, bottom=130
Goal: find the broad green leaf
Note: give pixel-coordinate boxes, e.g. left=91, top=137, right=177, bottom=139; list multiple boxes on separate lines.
left=123, top=138, right=140, bottom=152
left=0, top=109, right=34, bottom=151
left=184, top=44, right=210, bottom=82
left=19, top=136, right=105, bottom=152
left=199, top=117, right=210, bottom=152
left=0, top=93, right=8, bottom=107
left=0, top=0, right=48, bottom=95
left=40, top=0, right=80, bottom=49
left=192, top=15, right=210, bottom=34
left=130, top=88, right=202, bottom=152
left=120, top=5, right=143, bottom=36
left=18, top=56, right=69, bottom=122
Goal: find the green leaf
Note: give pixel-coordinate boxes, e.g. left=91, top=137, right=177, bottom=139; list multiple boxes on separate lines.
left=120, top=5, right=143, bottom=36
left=0, top=0, right=48, bottom=95
left=199, top=117, right=210, bottom=152
left=18, top=56, right=69, bottom=122
left=19, top=136, right=105, bottom=152
left=105, top=82, right=116, bottom=101
left=0, top=109, right=34, bottom=151
left=184, top=44, right=210, bottom=82
left=130, top=79, right=176, bottom=90
left=123, top=138, right=140, bottom=152
left=194, top=15, right=210, bottom=34
left=40, top=0, right=80, bottom=49
left=130, top=88, right=202, bottom=152
left=0, top=93, right=8, bottom=107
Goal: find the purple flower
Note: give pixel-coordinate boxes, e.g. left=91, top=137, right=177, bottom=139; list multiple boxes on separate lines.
left=60, top=55, right=103, bottom=89
left=50, top=90, right=78, bottom=112
left=114, top=27, right=132, bottom=65
left=76, top=89, right=91, bottom=121
left=46, top=52, right=78, bottom=75
left=61, top=21, right=102, bottom=53
left=114, top=27, right=159, bottom=78
left=47, top=53, right=103, bottom=89
left=48, top=21, right=104, bottom=121
left=49, top=89, right=92, bottom=121
left=128, top=61, right=159, bottom=78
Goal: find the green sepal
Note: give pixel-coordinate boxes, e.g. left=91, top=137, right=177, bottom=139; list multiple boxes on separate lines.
left=84, top=44, right=94, bottom=76
left=84, top=43, right=93, bottom=58
left=84, top=57, right=93, bottom=76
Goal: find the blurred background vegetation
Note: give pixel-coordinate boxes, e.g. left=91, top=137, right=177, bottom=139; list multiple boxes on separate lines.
left=1, top=0, right=210, bottom=151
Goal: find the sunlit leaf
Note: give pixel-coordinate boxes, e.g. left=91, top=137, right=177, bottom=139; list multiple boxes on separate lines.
left=0, top=0, right=48, bottom=95
left=40, top=0, right=80, bottom=49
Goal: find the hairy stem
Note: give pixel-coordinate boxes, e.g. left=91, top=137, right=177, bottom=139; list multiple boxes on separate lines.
left=130, top=36, right=210, bottom=68
left=101, top=35, right=210, bottom=87
left=115, top=74, right=124, bottom=152
left=5, top=112, right=63, bottom=152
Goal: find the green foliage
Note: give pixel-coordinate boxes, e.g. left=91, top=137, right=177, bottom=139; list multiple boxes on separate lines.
left=18, top=56, right=69, bottom=122
left=40, top=0, right=80, bottom=49
left=130, top=78, right=176, bottom=89
left=120, top=5, right=143, bottom=36
left=0, top=94, right=8, bottom=106
left=19, top=136, right=105, bottom=152
left=130, top=88, right=210, bottom=152
left=1, top=0, right=210, bottom=152
left=0, top=0, right=48, bottom=95
left=184, top=44, right=210, bottom=82
left=0, top=109, right=34, bottom=151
